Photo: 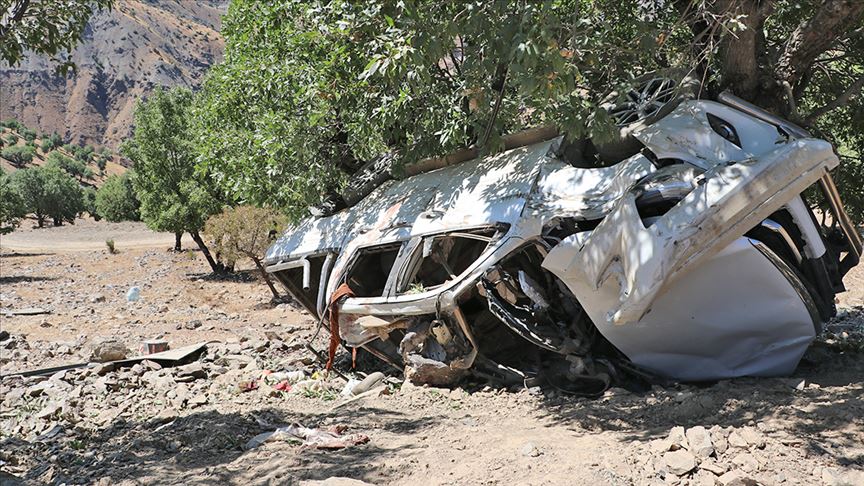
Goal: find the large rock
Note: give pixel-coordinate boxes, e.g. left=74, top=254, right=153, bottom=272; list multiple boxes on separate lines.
left=663, top=449, right=697, bottom=476
left=686, top=426, right=714, bottom=459
left=90, top=339, right=131, bottom=362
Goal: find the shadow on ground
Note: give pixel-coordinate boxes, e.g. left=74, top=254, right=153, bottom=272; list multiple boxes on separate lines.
left=0, top=252, right=53, bottom=258
left=533, top=308, right=864, bottom=469
left=4, top=405, right=437, bottom=485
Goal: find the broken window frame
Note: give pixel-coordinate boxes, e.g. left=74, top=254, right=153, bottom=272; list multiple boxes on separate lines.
left=395, top=225, right=503, bottom=296
left=342, top=241, right=408, bottom=298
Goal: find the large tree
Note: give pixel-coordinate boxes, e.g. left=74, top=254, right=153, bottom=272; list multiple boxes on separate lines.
left=196, top=0, right=864, bottom=221
left=0, top=0, right=113, bottom=73
left=11, top=166, right=83, bottom=227
left=122, top=87, right=226, bottom=272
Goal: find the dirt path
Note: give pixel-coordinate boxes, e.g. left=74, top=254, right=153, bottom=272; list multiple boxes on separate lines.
left=0, top=217, right=194, bottom=252
left=0, top=221, right=862, bottom=485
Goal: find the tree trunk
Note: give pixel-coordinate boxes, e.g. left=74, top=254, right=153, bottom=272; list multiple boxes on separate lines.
left=174, top=232, right=182, bottom=251
left=36, top=213, right=44, bottom=228
left=189, top=231, right=224, bottom=273
left=252, top=256, right=281, bottom=299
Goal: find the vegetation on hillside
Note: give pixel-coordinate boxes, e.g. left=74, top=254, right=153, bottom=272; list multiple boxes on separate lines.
left=0, top=120, right=128, bottom=231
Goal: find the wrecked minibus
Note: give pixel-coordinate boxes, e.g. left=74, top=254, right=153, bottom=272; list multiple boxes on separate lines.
left=264, top=75, right=861, bottom=393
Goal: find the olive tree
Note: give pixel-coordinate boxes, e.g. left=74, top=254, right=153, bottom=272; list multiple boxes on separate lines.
left=11, top=166, right=83, bottom=227
left=0, top=169, right=26, bottom=233
left=95, top=173, right=139, bottom=221
left=1, top=145, right=35, bottom=167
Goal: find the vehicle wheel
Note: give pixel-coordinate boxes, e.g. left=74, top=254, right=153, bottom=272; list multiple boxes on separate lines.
left=594, top=70, right=702, bottom=163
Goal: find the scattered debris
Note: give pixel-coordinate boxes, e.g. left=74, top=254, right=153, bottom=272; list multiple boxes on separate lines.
left=245, top=424, right=369, bottom=450
left=141, top=339, right=169, bottom=354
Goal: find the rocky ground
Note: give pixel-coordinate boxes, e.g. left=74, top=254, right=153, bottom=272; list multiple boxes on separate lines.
left=1, top=220, right=863, bottom=485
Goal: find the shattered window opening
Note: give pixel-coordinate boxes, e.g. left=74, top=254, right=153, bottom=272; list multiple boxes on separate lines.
left=345, top=243, right=402, bottom=297
left=400, top=228, right=497, bottom=293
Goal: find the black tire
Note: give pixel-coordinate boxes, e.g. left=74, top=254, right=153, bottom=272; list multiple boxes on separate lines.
left=594, top=69, right=702, bottom=163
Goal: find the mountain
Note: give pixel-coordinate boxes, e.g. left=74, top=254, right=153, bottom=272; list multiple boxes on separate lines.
left=0, top=0, right=228, bottom=150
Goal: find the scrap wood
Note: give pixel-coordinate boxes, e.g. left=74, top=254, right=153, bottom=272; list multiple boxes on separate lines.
left=1, top=307, right=50, bottom=316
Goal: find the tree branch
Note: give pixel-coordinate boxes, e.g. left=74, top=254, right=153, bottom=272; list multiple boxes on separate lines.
left=805, top=74, right=864, bottom=124
left=775, top=0, right=864, bottom=91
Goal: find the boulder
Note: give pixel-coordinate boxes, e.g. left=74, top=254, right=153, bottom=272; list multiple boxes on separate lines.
left=90, top=339, right=130, bottom=362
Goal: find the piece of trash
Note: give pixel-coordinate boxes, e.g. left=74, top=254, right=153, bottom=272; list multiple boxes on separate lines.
left=340, top=379, right=361, bottom=397
left=244, top=424, right=369, bottom=450
left=141, top=339, right=169, bottom=355
left=274, top=381, right=292, bottom=392
left=1, top=307, right=50, bottom=316
left=265, top=370, right=306, bottom=384
left=126, top=286, right=141, bottom=302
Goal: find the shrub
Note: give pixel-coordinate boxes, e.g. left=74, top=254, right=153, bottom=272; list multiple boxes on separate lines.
left=40, top=132, right=63, bottom=152
left=73, top=144, right=94, bottom=163
left=21, top=128, right=37, bottom=142
left=95, top=173, right=139, bottom=222
left=4, top=133, right=19, bottom=146
left=1, top=119, right=21, bottom=130
left=105, top=238, right=116, bottom=254
left=204, top=205, right=286, bottom=298
left=1, top=145, right=35, bottom=167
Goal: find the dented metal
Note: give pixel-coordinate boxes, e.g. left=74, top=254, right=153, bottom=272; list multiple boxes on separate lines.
left=266, top=99, right=859, bottom=385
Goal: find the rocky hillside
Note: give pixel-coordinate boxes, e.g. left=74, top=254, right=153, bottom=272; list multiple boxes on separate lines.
left=0, top=0, right=228, bottom=150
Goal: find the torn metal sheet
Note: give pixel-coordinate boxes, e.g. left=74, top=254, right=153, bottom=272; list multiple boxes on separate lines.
left=1, top=307, right=50, bottom=316
left=542, top=138, right=838, bottom=325
left=1, top=343, right=208, bottom=378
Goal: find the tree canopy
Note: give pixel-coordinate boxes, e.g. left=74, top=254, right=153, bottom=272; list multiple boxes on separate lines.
left=11, top=166, right=83, bottom=227
left=45, top=150, right=93, bottom=181
left=0, top=0, right=114, bottom=74
left=0, top=169, right=25, bottom=233
left=1, top=145, right=35, bottom=167
left=95, top=173, right=139, bottom=222
left=194, top=0, right=864, bottom=222
left=122, top=87, right=225, bottom=271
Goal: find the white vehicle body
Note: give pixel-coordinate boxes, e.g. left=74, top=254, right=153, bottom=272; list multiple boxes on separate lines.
left=265, top=96, right=860, bottom=385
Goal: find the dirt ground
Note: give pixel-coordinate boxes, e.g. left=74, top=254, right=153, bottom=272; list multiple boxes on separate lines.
left=1, top=220, right=862, bottom=485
